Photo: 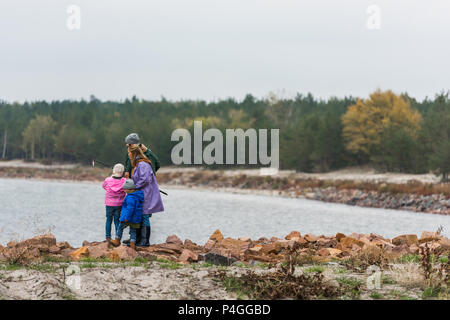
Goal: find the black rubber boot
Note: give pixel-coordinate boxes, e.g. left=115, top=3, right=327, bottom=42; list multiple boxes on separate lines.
left=136, top=226, right=150, bottom=247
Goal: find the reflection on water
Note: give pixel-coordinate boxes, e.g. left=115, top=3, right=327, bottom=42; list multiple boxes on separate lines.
left=0, top=178, right=448, bottom=246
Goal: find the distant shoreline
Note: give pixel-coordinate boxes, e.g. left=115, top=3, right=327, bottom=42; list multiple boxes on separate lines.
left=0, top=163, right=448, bottom=215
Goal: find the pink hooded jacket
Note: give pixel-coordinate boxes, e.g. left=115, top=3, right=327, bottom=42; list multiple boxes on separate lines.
left=102, top=177, right=127, bottom=207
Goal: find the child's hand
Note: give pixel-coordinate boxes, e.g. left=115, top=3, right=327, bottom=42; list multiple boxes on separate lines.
left=125, top=172, right=130, bottom=178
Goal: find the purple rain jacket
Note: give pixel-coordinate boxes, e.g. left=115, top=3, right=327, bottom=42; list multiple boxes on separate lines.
left=132, top=161, right=164, bottom=215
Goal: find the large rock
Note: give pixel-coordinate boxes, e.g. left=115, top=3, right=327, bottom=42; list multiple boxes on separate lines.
left=261, top=243, right=280, bottom=255
left=157, top=243, right=183, bottom=254
left=392, top=234, right=418, bottom=246
left=178, top=249, right=198, bottom=263
left=204, top=239, right=216, bottom=251
left=204, top=252, right=237, bottom=266
left=335, top=233, right=346, bottom=242
left=11, top=234, right=56, bottom=250
left=165, top=235, right=183, bottom=246
left=304, top=234, right=319, bottom=243
left=209, top=229, right=224, bottom=242
left=285, top=231, right=301, bottom=240
left=439, top=237, right=450, bottom=250
left=248, top=244, right=263, bottom=254
left=340, top=237, right=364, bottom=248
left=69, top=246, right=89, bottom=261
left=109, top=245, right=138, bottom=261
left=419, top=231, right=443, bottom=243
left=88, top=242, right=110, bottom=259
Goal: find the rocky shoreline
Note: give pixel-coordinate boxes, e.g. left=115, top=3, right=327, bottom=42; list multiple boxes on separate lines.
left=1, top=230, right=449, bottom=267
left=0, top=231, right=449, bottom=300
left=1, top=166, right=449, bottom=215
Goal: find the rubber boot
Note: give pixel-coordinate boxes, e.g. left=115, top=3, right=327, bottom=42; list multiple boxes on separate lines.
left=136, top=226, right=151, bottom=247
left=135, top=226, right=142, bottom=244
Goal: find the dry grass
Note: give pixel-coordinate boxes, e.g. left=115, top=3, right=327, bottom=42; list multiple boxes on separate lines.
left=389, top=263, right=424, bottom=288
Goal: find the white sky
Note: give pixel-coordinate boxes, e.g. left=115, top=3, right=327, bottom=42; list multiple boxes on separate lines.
left=0, top=0, right=449, bottom=102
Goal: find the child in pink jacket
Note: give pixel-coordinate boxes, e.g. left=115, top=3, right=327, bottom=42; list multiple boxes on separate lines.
left=102, top=164, right=127, bottom=242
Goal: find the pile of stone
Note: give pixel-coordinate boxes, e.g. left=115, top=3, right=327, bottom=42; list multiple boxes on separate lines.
left=301, top=188, right=450, bottom=215
left=1, top=230, right=448, bottom=266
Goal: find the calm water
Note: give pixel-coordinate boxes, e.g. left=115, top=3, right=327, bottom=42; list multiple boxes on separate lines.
left=0, top=178, right=449, bottom=247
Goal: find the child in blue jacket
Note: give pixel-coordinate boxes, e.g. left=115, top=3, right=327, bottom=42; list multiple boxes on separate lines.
left=110, top=179, right=143, bottom=250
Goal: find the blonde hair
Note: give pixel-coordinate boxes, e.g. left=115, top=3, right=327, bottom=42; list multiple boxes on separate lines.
left=127, top=145, right=151, bottom=168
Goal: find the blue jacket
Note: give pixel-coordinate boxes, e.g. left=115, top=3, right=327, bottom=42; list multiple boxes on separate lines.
left=120, top=190, right=144, bottom=224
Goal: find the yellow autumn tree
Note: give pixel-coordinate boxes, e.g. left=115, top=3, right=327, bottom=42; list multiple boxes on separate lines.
left=342, top=90, right=422, bottom=157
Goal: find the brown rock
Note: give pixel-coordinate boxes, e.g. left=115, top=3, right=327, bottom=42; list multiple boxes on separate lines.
left=248, top=244, right=263, bottom=254
left=14, top=234, right=57, bottom=249
left=285, top=231, right=301, bottom=240
left=7, top=241, right=17, bottom=248
left=69, top=246, right=89, bottom=261
left=290, top=237, right=307, bottom=245
left=392, top=244, right=409, bottom=256
left=316, top=237, right=337, bottom=248
left=439, top=237, right=450, bottom=250
left=419, top=231, right=443, bottom=243
left=409, top=244, right=419, bottom=254
left=48, top=246, right=61, bottom=254
left=336, top=233, right=346, bottom=242
left=61, top=248, right=75, bottom=258
left=88, top=242, right=110, bottom=259
left=327, top=248, right=343, bottom=256
left=184, top=239, right=195, bottom=247
left=166, top=235, right=183, bottom=246
left=157, top=243, right=183, bottom=254
left=340, top=237, right=364, bottom=248
left=238, top=237, right=251, bottom=242
left=392, top=234, right=419, bottom=246
left=82, top=240, right=90, bottom=247
left=56, top=242, right=72, bottom=250
left=110, top=245, right=138, bottom=261
left=209, top=229, right=224, bottom=242
left=348, top=233, right=361, bottom=240
left=261, top=243, right=280, bottom=255
left=178, top=249, right=198, bottom=263
left=318, top=248, right=330, bottom=256
left=304, top=234, right=319, bottom=243
left=204, top=239, right=216, bottom=251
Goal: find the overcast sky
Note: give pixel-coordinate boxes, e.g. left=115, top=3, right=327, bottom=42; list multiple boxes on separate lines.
left=0, top=0, right=449, bottom=103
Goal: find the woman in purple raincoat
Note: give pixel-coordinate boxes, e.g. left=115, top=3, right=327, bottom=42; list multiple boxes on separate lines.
left=128, top=145, right=164, bottom=247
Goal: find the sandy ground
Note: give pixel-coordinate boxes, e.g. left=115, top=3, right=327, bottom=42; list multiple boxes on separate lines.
left=0, top=262, right=238, bottom=300
left=0, top=261, right=428, bottom=300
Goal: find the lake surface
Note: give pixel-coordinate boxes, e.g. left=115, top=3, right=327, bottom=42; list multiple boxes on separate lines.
left=0, top=178, right=449, bottom=247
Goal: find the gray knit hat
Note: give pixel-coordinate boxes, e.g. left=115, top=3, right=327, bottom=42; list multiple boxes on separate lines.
left=125, top=133, right=140, bottom=144
left=122, top=179, right=136, bottom=190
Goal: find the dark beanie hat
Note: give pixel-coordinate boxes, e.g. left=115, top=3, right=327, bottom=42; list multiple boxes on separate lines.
left=125, top=133, right=140, bottom=144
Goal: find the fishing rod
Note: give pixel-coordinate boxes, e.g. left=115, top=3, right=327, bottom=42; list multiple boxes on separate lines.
left=62, top=147, right=168, bottom=196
